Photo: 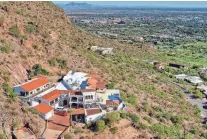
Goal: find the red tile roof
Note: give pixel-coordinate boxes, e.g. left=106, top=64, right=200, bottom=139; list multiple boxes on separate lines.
left=34, top=103, right=53, bottom=114
left=72, top=108, right=85, bottom=115
left=86, top=109, right=102, bottom=116
left=87, top=79, right=105, bottom=89
left=106, top=100, right=120, bottom=106
left=96, top=81, right=105, bottom=89
left=86, top=74, right=101, bottom=80
left=42, top=90, right=61, bottom=102
left=21, top=76, right=48, bottom=92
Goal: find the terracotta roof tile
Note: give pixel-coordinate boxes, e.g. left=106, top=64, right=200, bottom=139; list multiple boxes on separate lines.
left=86, top=109, right=101, bottom=116
left=21, top=77, right=48, bottom=92
left=34, top=103, right=53, bottom=114
left=72, top=108, right=85, bottom=115
left=86, top=74, right=101, bottom=80
left=106, top=100, right=120, bottom=106
left=42, top=90, right=61, bottom=102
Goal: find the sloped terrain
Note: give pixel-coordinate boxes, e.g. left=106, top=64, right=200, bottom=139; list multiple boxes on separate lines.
left=0, top=1, right=206, bottom=139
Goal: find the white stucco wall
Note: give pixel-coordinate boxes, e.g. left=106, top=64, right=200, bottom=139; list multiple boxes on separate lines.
left=85, top=112, right=105, bottom=124
left=39, top=110, right=54, bottom=120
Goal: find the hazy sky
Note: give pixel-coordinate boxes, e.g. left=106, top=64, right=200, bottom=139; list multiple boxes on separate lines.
left=54, top=1, right=207, bottom=8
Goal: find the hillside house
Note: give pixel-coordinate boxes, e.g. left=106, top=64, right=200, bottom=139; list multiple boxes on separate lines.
left=56, top=71, right=88, bottom=90
left=86, top=74, right=105, bottom=90
left=34, top=103, right=54, bottom=120
left=85, top=108, right=105, bottom=124
left=14, top=76, right=50, bottom=97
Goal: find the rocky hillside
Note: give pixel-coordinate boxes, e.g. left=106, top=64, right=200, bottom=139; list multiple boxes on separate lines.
left=0, top=1, right=206, bottom=139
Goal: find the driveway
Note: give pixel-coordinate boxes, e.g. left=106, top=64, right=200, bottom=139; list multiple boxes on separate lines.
left=43, top=129, right=62, bottom=139
left=185, top=93, right=207, bottom=118
left=48, top=114, right=70, bottom=131
left=169, top=81, right=207, bottom=118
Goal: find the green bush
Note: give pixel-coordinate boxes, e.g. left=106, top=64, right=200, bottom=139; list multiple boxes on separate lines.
left=0, top=46, right=9, bottom=53
left=64, top=133, right=73, bottom=139
left=48, top=58, right=57, bottom=67
left=16, top=10, right=23, bottom=15
left=109, top=127, right=118, bottom=134
left=74, top=127, right=83, bottom=134
left=0, top=134, right=8, bottom=139
left=106, top=112, right=120, bottom=125
left=170, top=115, right=184, bottom=126
left=9, top=25, right=21, bottom=38
left=143, top=116, right=152, bottom=124
left=32, top=44, right=38, bottom=49
left=56, top=58, right=67, bottom=69
left=138, top=122, right=148, bottom=129
left=29, top=108, right=39, bottom=114
left=120, top=112, right=127, bottom=119
left=106, top=82, right=115, bottom=89
left=25, top=24, right=36, bottom=34
left=126, top=94, right=137, bottom=105
left=29, top=64, right=49, bottom=77
left=127, top=113, right=139, bottom=123
left=96, top=120, right=106, bottom=132
left=3, top=83, right=17, bottom=100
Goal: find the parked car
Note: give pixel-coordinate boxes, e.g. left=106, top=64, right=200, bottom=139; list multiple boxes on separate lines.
left=203, top=105, right=207, bottom=109
left=55, top=106, right=67, bottom=112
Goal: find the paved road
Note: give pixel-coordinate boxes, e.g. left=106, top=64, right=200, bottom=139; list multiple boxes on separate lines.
left=168, top=81, right=207, bottom=118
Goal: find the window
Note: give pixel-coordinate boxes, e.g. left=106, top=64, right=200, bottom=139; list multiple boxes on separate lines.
left=55, top=98, right=58, bottom=102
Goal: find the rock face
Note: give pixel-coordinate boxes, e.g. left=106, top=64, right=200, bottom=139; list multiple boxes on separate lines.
left=91, top=46, right=114, bottom=55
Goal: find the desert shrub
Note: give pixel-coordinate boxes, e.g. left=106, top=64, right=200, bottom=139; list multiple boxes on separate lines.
left=126, top=94, right=137, bottom=105
left=106, top=82, right=115, bottom=89
left=32, top=44, right=38, bottom=49
left=48, top=58, right=57, bottom=67
left=138, top=122, right=148, bottom=129
left=170, top=115, right=184, bottom=126
left=0, top=39, right=6, bottom=43
left=0, top=16, right=5, bottom=26
left=29, top=64, right=49, bottom=77
left=96, top=120, right=106, bottom=132
left=3, top=83, right=17, bottom=100
left=193, top=89, right=204, bottom=99
left=190, top=127, right=198, bottom=135
left=29, top=108, right=39, bottom=114
left=25, top=23, right=36, bottom=34
left=193, top=105, right=201, bottom=117
left=143, top=102, right=151, bottom=113
left=16, top=9, right=23, bottom=15
left=0, top=46, right=9, bottom=53
left=64, top=133, right=73, bottom=139
left=143, top=116, right=152, bottom=124
left=201, top=133, right=207, bottom=138
left=0, top=134, right=8, bottom=139
left=56, top=58, right=67, bottom=69
left=74, top=127, right=83, bottom=134
left=9, top=25, right=21, bottom=38
left=109, top=127, right=118, bottom=134
left=105, top=112, right=120, bottom=125
left=120, top=112, right=127, bottom=119
left=127, top=113, right=139, bottom=123
left=13, top=121, right=20, bottom=129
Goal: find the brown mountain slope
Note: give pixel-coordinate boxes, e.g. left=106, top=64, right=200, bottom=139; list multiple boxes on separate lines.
left=0, top=1, right=206, bottom=139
